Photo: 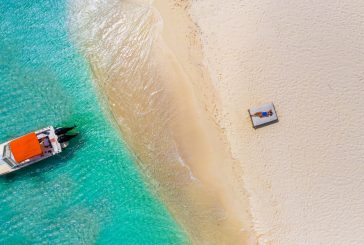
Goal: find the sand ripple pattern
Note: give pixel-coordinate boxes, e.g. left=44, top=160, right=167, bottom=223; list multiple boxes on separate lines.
left=69, top=1, right=256, bottom=244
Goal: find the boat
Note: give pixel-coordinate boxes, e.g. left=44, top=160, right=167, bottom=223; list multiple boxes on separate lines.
left=0, top=126, right=77, bottom=176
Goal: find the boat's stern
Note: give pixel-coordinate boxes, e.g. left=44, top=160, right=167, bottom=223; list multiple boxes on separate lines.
left=37, top=126, right=63, bottom=154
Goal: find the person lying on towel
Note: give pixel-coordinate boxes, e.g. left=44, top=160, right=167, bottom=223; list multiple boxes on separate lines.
left=252, top=110, right=273, bottom=118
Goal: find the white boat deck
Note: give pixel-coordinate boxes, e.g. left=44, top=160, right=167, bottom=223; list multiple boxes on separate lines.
left=0, top=163, right=12, bottom=175
left=0, top=126, right=63, bottom=175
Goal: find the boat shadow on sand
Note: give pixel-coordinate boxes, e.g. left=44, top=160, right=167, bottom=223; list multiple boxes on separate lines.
left=0, top=134, right=86, bottom=182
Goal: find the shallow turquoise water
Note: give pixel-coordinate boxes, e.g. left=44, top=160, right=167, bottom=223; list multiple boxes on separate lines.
left=0, top=1, right=187, bottom=244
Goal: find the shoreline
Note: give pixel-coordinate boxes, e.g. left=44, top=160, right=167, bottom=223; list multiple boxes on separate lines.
left=69, top=0, right=257, bottom=243
left=152, top=0, right=258, bottom=243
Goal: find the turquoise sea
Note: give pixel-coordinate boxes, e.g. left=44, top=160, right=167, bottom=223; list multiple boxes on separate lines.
left=0, top=0, right=187, bottom=244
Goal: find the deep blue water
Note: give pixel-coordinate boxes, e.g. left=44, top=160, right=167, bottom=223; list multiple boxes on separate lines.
left=0, top=1, right=187, bottom=244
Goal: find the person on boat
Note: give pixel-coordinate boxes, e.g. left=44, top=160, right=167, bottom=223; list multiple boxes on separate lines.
left=252, top=110, right=273, bottom=118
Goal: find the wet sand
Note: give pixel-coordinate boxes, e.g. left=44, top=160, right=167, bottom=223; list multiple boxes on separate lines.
left=69, top=0, right=257, bottom=244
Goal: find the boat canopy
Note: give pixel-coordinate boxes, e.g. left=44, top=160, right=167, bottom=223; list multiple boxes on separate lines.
left=9, top=133, right=42, bottom=163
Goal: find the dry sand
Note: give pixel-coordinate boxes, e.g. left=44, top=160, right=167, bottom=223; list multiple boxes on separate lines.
left=69, top=0, right=364, bottom=243
left=190, top=0, right=364, bottom=244
left=69, top=0, right=257, bottom=244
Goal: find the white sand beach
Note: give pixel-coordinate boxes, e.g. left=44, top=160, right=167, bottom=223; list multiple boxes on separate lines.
left=69, top=0, right=256, bottom=243
left=190, top=0, right=364, bottom=244
left=69, top=0, right=364, bottom=244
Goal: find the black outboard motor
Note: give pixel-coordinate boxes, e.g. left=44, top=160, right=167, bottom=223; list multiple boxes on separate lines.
left=58, top=134, right=78, bottom=144
left=55, top=125, right=77, bottom=136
